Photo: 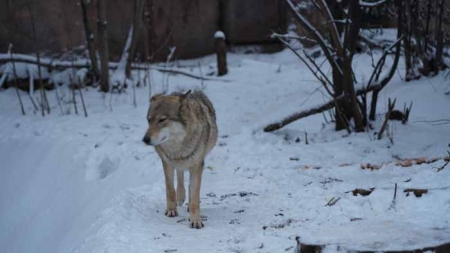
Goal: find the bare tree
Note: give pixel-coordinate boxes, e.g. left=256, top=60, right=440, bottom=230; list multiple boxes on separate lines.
left=80, top=0, right=100, bottom=80
left=25, top=0, right=50, bottom=116
left=97, top=0, right=110, bottom=92
left=9, top=45, right=26, bottom=115
left=267, top=0, right=400, bottom=133
left=402, top=0, right=447, bottom=80
left=265, top=0, right=402, bottom=132
left=368, top=0, right=403, bottom=120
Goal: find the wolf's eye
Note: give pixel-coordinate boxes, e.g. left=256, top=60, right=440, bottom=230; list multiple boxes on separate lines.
left=158, top=118, right=167, bottom=123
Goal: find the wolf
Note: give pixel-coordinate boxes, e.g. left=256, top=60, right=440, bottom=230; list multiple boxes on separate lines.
left=143, top=90, right=218, bottom=229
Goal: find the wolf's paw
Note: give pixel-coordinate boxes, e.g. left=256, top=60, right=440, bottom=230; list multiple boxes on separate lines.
left=165, top=208, right=178, bottom=217
left=189, top=217, right=204, bottom=229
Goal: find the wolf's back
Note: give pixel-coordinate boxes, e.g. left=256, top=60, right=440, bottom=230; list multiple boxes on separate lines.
left=188, top=91, right=216, bottom=121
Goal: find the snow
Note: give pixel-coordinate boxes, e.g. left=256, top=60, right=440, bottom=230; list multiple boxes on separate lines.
left=110, top=26, right=133, bottom=88
left=214, top=31, right=226, bottom=39
left=1, top=40, right=450, bottom=253
left=360, top=0, right=387, bottom=7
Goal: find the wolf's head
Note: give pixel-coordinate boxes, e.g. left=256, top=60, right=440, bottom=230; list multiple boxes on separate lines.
left=142, top=91, right=191, bottom=146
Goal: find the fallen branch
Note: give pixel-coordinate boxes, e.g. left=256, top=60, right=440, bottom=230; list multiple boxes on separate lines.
left=156, top=67, right=230, bottom=82
left=0, top=54, right=230, bottom=82
left=359, top=33, right=394, bottom=50
left=414, top=119, right=450, bottom=126
left=293, top=239, right=450, bottom=253
left=264, top=84, right=381, bottom=132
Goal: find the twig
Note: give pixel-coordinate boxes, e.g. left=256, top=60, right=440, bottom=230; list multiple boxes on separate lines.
left=78, top=85, right=88, bottom=117
left=54, top=85, right=64, bottom=115
left=325, top=197, right=340, bottom=206
left=388, top=183, right=397, bottom=211
left=198, top=61, right=205, bottom=90
left=414, top=119, right=450, bottom=126
left=109, top=89, right=113, bottom=112
left=72, top=87, right=78, bottom=115
left=378, top=98, right=396, bottom=140
left=437, top=151, right=450, bottom=172
left=273, top=35, right=334, bottom=95
left=9, top=46, right=25, bottom=115
left=132, top=78, right=137, bottom=108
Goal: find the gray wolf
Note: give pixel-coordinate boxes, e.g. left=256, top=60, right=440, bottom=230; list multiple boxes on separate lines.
left=143, top=90, right=218, bottom=228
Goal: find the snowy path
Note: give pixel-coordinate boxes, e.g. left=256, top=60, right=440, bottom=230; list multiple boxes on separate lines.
left=0, top=51, right=450, bottom=252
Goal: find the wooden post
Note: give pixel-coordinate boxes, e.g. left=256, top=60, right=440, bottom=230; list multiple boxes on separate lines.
left=214, top=31, right=227, bottom=76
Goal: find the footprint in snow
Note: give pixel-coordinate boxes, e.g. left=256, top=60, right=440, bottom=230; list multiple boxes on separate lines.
left=85, top=156, right=120, bottom=181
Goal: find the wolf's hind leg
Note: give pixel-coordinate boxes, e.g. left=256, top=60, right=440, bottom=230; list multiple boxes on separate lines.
left=176, top=169, right=186, bottom=206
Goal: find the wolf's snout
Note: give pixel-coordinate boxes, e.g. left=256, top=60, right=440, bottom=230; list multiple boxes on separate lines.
left=142, top=136, right=151, bottom=145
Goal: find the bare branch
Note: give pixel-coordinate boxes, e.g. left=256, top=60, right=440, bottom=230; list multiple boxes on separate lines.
left=271, top=32, right=317, bottom=44
left=273, top=36, right=334, bottom=97
left=316, top=0, right=344, bottom=55
left=285, top=0, right=343, bottom=75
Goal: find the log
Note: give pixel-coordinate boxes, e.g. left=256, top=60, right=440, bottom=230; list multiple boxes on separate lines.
left=294, top=241, right=450, bottom=253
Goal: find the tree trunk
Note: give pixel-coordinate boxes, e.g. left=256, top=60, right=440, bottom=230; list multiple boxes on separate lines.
left=369, top=0, right=403, bottom=120
left=333, top=61, right=350, bottom=131
left=144, top=0, right=155, bottom=62
left=80, top=0, right=100, bottom=80
left=97, top=0, right=110, bottom=92
left=344, top=57, right=364, bottom=132
left=344, top=0, right=364, bottom=132
left=126, top=0, right=145, bottom=78
left=435, top=0, right=445, bottom=71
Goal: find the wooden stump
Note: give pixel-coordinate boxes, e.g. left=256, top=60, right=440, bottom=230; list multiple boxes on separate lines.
left=215, top=31, right=228, bottom=76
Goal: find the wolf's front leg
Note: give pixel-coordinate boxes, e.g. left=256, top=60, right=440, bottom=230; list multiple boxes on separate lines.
left=176, top=169, right=186, bottom=206
left=163, top=161, right=178, bottom=217
left=188, top=164, right=203, bottom=228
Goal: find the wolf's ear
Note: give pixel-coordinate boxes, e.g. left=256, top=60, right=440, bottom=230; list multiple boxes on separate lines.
left=150, top=94, right=164, bottom=103
left=180, top=90, right=192, bottom=100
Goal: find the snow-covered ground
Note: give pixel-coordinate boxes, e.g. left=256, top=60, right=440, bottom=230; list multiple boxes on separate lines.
left=1, top=48, right=450, bottom=253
